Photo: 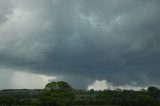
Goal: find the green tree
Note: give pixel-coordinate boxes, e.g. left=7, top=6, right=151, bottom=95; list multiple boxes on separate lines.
left=148, top=86, right=160, bottom=98
left=40, top=81, right=75, bottom=106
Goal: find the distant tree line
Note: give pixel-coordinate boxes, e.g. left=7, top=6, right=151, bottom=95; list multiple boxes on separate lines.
left=0, top=81, right=160, bottom=106
left=73, top=86, right=160, bottom=106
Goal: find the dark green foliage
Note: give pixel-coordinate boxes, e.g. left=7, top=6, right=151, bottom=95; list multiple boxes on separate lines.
left=148, top=86, right=160, bottom=98
left=73, top=87, right=160, bottom=106
left=0, top=96, right=15, bottom=106
left=0, top=84, right=160, bottom=106
left=40, top=81, right=75, bottom=106
left=0, top=89, right=41, bottom=105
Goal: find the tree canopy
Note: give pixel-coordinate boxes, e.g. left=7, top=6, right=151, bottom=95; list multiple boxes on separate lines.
left=40, top=81, right=75, bottom=106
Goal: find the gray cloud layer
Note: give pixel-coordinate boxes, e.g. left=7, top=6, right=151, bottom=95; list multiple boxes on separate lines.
left=0, top=0, right=160, bottom=88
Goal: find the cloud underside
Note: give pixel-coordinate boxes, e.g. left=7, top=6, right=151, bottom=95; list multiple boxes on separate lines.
left=0, top=0, right=160, bottom=89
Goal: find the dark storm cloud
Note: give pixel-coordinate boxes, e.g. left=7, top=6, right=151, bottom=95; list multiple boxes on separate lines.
left=0, top=0, right=13, bottom=24
left=0, top=0, right=160, bottom=88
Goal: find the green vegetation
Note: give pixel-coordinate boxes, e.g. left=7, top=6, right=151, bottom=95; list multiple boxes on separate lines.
left=40, top=81, right=75, bottom=106
left=0, top=81, right=160, bottom=106
left=74, top=87, right=160, bottom=106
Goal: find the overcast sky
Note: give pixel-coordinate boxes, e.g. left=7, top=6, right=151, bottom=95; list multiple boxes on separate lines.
left=0, top=0, right=160, bottom=90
